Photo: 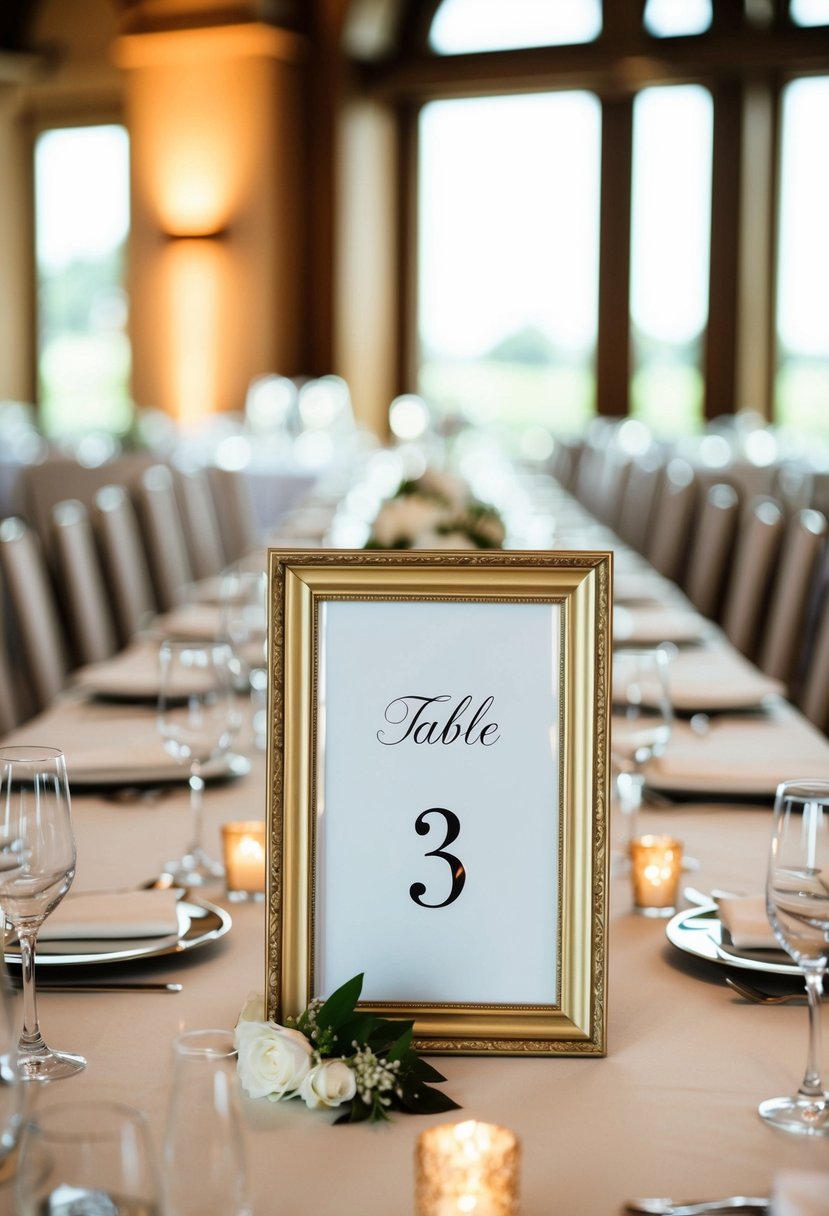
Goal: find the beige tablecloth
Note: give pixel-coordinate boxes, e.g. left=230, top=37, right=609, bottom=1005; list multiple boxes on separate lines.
left=1, top=720, right=826, bottom=1215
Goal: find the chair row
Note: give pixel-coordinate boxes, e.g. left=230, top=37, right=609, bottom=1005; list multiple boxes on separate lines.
left=553, top=440, right=829, bottom=735
left=0, top=462, right=266, bottom=734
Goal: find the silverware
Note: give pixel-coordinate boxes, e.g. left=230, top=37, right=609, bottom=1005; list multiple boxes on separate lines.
left=624, top=1197, right=769, bottom=1215
left=12, top=981, right=182, bottom=994
left=725, top=976, right=807, bottom=1005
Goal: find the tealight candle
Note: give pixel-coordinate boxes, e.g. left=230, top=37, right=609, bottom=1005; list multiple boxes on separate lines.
left=630, top=834, right=683, bottom=917
left=221, top=821, right=266, bottom=901
left=415, top=1120, right=520, bottom=1216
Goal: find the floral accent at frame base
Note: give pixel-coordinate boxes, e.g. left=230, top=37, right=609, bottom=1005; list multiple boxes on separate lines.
left=235, top=974, right=461, bottom=1124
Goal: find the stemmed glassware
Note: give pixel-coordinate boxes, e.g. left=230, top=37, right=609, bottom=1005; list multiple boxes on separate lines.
left=220, top=567, right=267, bottom=753
left=0, top=958, right=22, bottom=1184
left=16, top=1100, right=161, bottom=1214
left=611, top=647, right=673, bottom=858
left=157, top=641, right=240, bottom=886
left=759, top=778, right=829, bottom=1135
left=0, top=746, right=86, bottom=1082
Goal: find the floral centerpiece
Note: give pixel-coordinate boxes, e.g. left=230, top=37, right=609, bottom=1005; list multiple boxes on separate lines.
left=235, top=974, right=460, bottom=1125
left=365, top=468, right=506, bottom=551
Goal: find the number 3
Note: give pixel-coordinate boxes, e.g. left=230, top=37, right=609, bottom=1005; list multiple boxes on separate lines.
left=409, top=807, right=466, bottom=908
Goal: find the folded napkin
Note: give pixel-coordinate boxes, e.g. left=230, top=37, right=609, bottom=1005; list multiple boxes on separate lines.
left=772, top=1170, right=829, bottom=1215
left=614, top=605, right=707, bottom=647
left=39, top=889, right=181, bottom=941
left=75, top=642, right=215, bottom=700
left=66, top=740, right=172, bottom=779
left=662, top=648, right=785, bottom=713
left=155, top=604, right=223, bottom=641
left=717, top=894, right=777, bottom=949
left=645, top=717, right=829, bottom=795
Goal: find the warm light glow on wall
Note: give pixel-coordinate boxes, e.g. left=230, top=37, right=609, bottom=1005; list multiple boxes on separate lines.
left=162, top=238, right=226, bottom=426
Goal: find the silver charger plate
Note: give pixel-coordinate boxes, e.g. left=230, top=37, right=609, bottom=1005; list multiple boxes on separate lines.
left=666, top=903, right=801, bottom=977
left=5, top=897, right=231, bottom=968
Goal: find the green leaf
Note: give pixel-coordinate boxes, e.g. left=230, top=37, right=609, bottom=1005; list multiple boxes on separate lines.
left=396, top=1076, right=462, bottom=1116
left=335, top=1012, right=378, bottom=1050
left=386, top=1026, right=414, bottom=1063
left=367, top=1017, right=414, bottom=1054
left=317, top=974, right=364, bottom=1032
left=407, top=1056, right=448, bottom=1084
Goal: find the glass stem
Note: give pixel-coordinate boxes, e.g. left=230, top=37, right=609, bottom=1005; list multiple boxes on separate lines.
left=188, top=761, right=205, bottom=858
left=17, top=926, right=45, bottom=1054
left=618, top=770, right=644, bottom=848
left=799, top=970, right=825, bottom=1099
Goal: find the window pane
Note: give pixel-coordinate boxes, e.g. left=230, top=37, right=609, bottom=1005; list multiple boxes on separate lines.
left=643, top=0, right=712, bottom=37
left=775, top=78, right=829, bottom=439
left=35, top=125, right=131, bottom=437
left=790, top=0, right=829, bottom=26
left=630, top=86, right=713, bottom=436
left=429, top=0, right=601, bottom=54
left=418, top=93, right=601, bottom=444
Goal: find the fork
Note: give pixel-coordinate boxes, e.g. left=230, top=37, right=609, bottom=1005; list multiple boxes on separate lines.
left=725, top=975, right=807, bottom=1004
left=624, top=1197, right=769, bottom=1214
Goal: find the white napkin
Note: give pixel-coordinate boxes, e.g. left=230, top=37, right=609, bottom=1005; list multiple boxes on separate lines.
left=39, top=890, right=181, bottom=941
left=614, top=605, right=707, bottom=646
left=717, top=894, right=777, bottom=949
left=155, top=604, right=223, bottom=641
left=66, top=741, right=171, bottom=778
left=75, top=642, right=215, bottom=700
left=772, top=1170, right=829, bottom=1215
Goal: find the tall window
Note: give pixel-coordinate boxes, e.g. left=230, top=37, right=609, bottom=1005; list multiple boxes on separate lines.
left=34, top=124, right=131, bottom=437
left=630, top=85, right=713, bottom=436
left=775, top=77, right=829, bottom=439
left=418, top=93, right=601, bottom=443
left=429, top=0, right=602, bottom=54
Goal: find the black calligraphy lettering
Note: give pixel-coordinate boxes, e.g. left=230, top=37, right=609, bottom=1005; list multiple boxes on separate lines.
left=409, top=808, right=466, bottom=909
left=377, top=694, right=499, bottom=746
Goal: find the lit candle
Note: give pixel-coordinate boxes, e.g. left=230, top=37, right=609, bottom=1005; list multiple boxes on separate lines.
left=415, top=1120, right=520, bottom=1216
left=630, top=834, right=683, bottom=917
left=221, top=821, right=266, bottom=900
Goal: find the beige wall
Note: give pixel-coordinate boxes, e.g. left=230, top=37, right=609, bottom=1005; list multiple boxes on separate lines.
left=116, top=23, right=308, bottom=421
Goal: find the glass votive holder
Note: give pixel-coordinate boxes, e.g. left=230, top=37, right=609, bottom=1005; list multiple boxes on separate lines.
left=221, top=821, right=266, bottom=902
left=630, top=834, right=683, bottom=917
left=415, top=1119, right=520, bottom=1216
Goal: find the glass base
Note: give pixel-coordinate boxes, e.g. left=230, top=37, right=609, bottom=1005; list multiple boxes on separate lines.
left=18, top=1047, right=86, bottom=1083
left=164, top=850, right=224, bottom=887
left=634, top=904, right=676, bottom=918
left=759, top=1093, right=829, bottom=1135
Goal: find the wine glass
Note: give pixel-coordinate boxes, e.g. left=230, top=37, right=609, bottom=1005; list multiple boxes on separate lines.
left=220, top=567, right=267, bottom=753
left=16, top=1100, right=161, bottom=1214
left=157, top=641, right=240, bottom=886
left=0, top=958, right=22, bottom=1186
left=163, top=1029, right=251, bottom=1216
left=611, top=647, right=673, bottom=860
left=759, top=778, right=829, bottom=1135
left=0, top=745, right=86, bottom=1082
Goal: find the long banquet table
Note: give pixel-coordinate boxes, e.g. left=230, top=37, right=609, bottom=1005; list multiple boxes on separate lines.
left=2, top=463, right=829, bottom=1214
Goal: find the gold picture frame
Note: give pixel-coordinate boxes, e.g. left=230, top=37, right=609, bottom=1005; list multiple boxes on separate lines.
left=265, top=548, right=611, bottom=1056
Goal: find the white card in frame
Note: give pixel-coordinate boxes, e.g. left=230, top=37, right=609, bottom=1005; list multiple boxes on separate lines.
left=266, top=548, right=611, bottom=1056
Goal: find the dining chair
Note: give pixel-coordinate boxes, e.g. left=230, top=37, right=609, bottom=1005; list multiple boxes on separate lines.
left=206, top=466, right=260, bottom=564
left=616, top=449, right=664, bottom=554
left=132, top=464, right=194, bottom=611
left=719, top=496, right=786, bottom=658
left=0, top=579, right=21, bottom=736
left=595, top=452, right=632, bottom=527
left=757, top=508, right=828, bottom=689
left=645, top=458, right=698, bottom=583
left=797, top=581, right=829, bottom=735
left=682, top=482, right=740, bottom=620
left=0, top=516, right=69, bottom=713
left=50, top=499, right=119, bottom=666
left=91, top=484, right=158, bottom=645
left=173, top=466, right=227, bottom=581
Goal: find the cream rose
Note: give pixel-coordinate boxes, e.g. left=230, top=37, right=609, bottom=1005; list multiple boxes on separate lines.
left=371, top=497, right=447, bottom=547
left=235, top=1017, right=313, bottom=1101
left=300, top=1059, right=357, bottom=1110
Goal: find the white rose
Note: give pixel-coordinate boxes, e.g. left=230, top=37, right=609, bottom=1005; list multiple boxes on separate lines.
left=372, top=497, right=447, bottom=547
left=300, top=1059, right=357, bottom=1110
left=412, top=530, right=476, bottom=550
left=234, top=1018, right=313, bottom=1101
left=238, top=991, right=266, bottom=1023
